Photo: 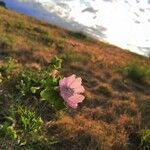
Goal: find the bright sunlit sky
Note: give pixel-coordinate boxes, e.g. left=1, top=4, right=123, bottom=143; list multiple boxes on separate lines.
left=3, top=0, right=150, bottom=56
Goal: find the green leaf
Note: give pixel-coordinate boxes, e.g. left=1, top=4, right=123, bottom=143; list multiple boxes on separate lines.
left=40, top=88, right=66, bottom=110
left=0, top=123, right=17, bottom=140
left=31, top=87, right=40, bottom=94
left=53, top=97, right=66, bottom=110
left=50, top=56, right=62, bottom=70
left=40, top=88, right=52, bottom=101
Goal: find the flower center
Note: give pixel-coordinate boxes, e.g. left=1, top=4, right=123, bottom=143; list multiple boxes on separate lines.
left=63, top=86, right=74, bottom=97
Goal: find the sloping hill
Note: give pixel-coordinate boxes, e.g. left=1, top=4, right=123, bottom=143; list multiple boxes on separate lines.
left=0, top=7, right=150, bottom=150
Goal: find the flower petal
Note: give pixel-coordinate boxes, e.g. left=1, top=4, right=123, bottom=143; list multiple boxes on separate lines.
left=70, top=77, right=81, bottom=87
left=68, top=94, right=85, bottom=104
left=59, top=75, right=85, bottom=109
left=66, top=74, right=76, bottom=86
left=60, top=92, right=67, bottom=101
left=76, top=77, right=82, bottom=84
left=74, top=85, right=85, bottom=93
left=67, top=101, right=78, bottom=109
left=70, top=78, right=85, bottom=93
left=59, top=77, right=67, bottom=87
left=66, top=94, right=84, bottom=108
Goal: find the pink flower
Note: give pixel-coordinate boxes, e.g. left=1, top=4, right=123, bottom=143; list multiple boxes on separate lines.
left=59, top=74, right=85, bottom=109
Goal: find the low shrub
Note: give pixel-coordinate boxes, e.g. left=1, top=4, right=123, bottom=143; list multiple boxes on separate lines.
left=32, top=26, right=54, bottom=45
left=33, top=27, right=49, bottom=35
left=40, top=34, right=54, bottom=46
left=0, top=1, right=6, bottom=8
left=67, top=31, right=87, bottom=40
left=62, top=51, right=81, bottom=63
left=0, top=57, right=17, bottom=80
left=56, top=38, right=65, bottom=52
left=15, top=21, right=25, bottom=30
left=139, top=129, right=150, bottom=149
left=0, top=55, right=88, bottom=149
left=0, top=122, right=17, bottom=140
left=121, top=63, right=150, bottom=84
left=0, top=35, right=14, bottom=49
left=18, top=107, right=43, bottom=133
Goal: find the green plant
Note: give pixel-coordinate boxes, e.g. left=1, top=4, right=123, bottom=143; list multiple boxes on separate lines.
left=16, top=70, right=42, bottom=96
left=18, top=107, right=43, bottom=133
left=139, top=130, right=150, bottom=149
left=15, top=21, right=25, bottom=30
left=40, top=57, right=66, bottom=110
left=50, top=56, right=62, bottom=70
left=30, top=26, right=54, bottom=45
left=5, top=22, right=13, bottom=32
left=0, top=73, right=2, bottom=83
left=0, top=107, right=43, bottom=146
left=23, top=136, right=58, bottom=150
left=40, top=84, right=66, bottom=110
left=0, top=57, right=16, bottom=80
left=62, top=51, right=81, bottom=62
left=0, top=1, right=6, bottom=8
left=33, top=27, right=48, bottom=35
left=122, top=63, right=150, bottom=83
left=33, top=26, right=54, bottom=45
left=5, top=58, right=16, bottom=74
left=67, top=31, right=87, bottom=40
left=56, top=38, right=65, bottom=52
left=0, top=35, right=13, bottom=49
left=0, top=122, right=17, bottom=140
left=41, top=34, right=54, bottom=45
left=16, top=57, right=66, bottom=110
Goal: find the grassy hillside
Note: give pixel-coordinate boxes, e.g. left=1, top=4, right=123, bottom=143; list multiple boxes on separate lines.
left=0, top=6, right=150, bottom=150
